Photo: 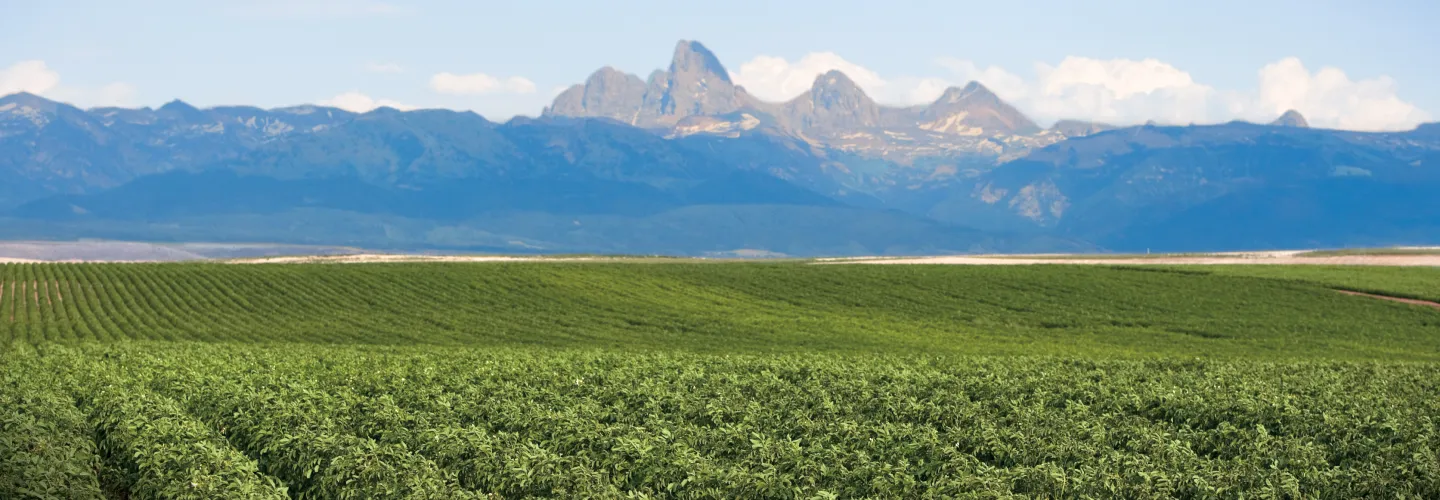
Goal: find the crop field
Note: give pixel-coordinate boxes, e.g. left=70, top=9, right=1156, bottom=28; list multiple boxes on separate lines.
left=1, top=262, right=1438, bottom=498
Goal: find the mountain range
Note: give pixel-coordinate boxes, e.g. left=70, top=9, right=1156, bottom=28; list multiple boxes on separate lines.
left=1, top=40, right=1437, bottom=256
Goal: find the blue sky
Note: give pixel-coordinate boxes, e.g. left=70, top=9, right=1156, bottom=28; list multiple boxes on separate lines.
left=3, top=0, right=1436, bottom=130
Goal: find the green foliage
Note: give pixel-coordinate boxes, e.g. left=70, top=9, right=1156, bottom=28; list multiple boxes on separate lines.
left=71, top=361, right=290, bottom=499
left=0, top=262, right=1437, bottom=360
left=1195, top=265, right=1440, bottom=303
left=0, top=347, right=104, bottom=499
left=7, top=343, right=1440, bottom=498
left=1, top=262, right=1437, bottom=497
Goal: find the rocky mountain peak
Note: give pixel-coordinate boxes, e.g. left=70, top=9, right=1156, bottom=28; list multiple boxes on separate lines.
left=0, top=92, right=72, bottom=118
left=782, top=70, right=879, bottom=132
left=937, top=81, right=996, bottom=104
left=646, top=40, right=751, bottom=126
left=669, top=40, right=731, bottom=84
left=544, top=66, right=648, bottom=124
left=812, top=70, right=860, bottom=91
left=1271, top=110, right=1309, bottom=128
left=158, top=99, right=199, bottom=113
left=157, top=99, right=209, bottom=123
left=920, top=81, right=1038, bottom=136
left=1, top=91, right=50, bottom=107
left=0, top=92, right=100, bottom=131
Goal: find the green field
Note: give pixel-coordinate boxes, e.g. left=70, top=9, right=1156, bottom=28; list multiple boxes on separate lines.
left=2, top=262, right=1438, bottom=498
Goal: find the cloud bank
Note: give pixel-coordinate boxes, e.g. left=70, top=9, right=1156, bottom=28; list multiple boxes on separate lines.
left=731, top=53, right=1430, bottom=131
left=1, top=60, right=138, bottom=107
left=318, top=91, right=414, bottom=112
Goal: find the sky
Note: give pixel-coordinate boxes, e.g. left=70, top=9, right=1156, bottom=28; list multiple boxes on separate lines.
left=2, top=0, right=1437, bottom=131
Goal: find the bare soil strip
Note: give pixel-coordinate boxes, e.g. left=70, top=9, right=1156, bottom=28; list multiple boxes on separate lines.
left=833, top=251, right=1440, bottom=267
left=1336, top=290, right=1440, bottom=310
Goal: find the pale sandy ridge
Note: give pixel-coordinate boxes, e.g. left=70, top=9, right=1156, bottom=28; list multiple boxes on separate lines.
left=828, top=250, right=1440, bottom=267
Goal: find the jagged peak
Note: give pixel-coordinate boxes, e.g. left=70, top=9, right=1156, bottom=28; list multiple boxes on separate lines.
left=811, top=70, right=862, bottom=91
left=590, top=66, right=635, bottom=79
left=1271, top=109, right=1309, bottom=128
left=669, top=40, right=731, bottom=83
left=935, top=81, right=997, bottom=104
left=584, top=66, right=645, bottom=86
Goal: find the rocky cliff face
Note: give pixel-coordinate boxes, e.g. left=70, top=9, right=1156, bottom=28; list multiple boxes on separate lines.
left=545, top=41, right=761, bottom=128
left=545, top=67, right=648, bottom=124
left=649, top=41, right=759, bottom=125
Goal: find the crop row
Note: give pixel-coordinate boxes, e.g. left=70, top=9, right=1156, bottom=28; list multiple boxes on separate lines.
left=1, top=262, right=1438, bottom=360
left=0, top=346, right=104, bottom=499
left=7, top=343, right=1435, bottom=498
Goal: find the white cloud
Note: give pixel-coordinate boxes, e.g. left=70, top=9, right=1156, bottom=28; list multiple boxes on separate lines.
left=733, top=52, right=884, bottom=101
left=730, top=52, right=1428, bottom=131
left=933, top=58, right=1029, bottom=101
left=732, top=52, right=948, bottom=105
left=1252, top=58, right=1429, bottom=131
left=363, top=62, right=404, bottom=74
left=319, top=91, right=415, bottom=112
left=955, top=57, right=1225, bottom=127
left=429, top=72, right=536, bottom=95
left=0, top=60, right=62, bottom=95
left=2, top=60, right=139, bottom=107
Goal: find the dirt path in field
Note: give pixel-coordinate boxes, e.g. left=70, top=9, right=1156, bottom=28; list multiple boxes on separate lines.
left=1336, top=290, right=1440, bottom=309
left=830, top=250, right=1440, bottom=267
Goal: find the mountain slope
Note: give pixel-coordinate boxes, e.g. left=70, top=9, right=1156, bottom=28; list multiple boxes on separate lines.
left=4, top=86, right=1438, bottom=255
left=781, top=71, right=882, bottom=132
left=3, top=92, right=1063, bottom=255
left=929, top=121, right=1440, bottom=249
left=545, top=67, right=649, bottom=124
left=919, top=82, right=1040, bottom=136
